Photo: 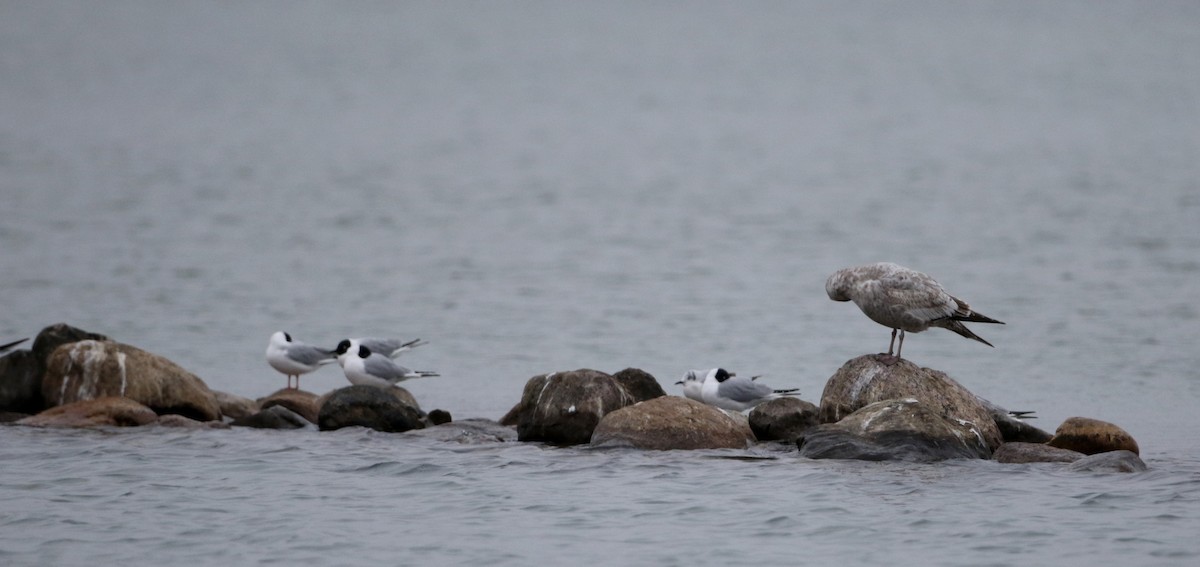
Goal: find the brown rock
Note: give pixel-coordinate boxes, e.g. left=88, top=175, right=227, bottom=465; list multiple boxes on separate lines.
left=157, top=414, right=231, bottom=429
left=749, top=397, right=820, bottom=442
left=1048, top=417, right=1139, bottom=455
left=231, top=405, right=313, bottom=429
left=259, top=389, right=322, bottom=424
left=591, top=396, right=755, bottom=450
left=993, top=442, right=1085, bottom=464
left=610, top=368, right=667, bottom=402
left=16, top=397, right=158, bottom=428
left=213, top=390, right=259, bottom=420
left=818, top=354, right=1002, bottom=451
left=512, top=369, right=638, bottom=445
left=42, top=340, right=220, bottom=421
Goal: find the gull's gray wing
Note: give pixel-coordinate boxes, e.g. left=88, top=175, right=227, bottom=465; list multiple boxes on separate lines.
left=363, top=355, right=411, bottom=383
left=287, top=344, right=334, bottom=366
left=716, top=378, right=775, bottom=403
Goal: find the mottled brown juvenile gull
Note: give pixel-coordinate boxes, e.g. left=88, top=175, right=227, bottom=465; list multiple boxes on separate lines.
left=825, top=262, right=1004, bottom=357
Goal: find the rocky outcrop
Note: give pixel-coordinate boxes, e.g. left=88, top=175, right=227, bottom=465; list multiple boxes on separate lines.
left=508, top=369, right=643, bottom=445
left=798, top=398, right=992, bottom=461
left=16, top=397, right=158, bottom=428
left=1066, top=450, right=1147, bottom=473
left=42, top=340, right=220, bottom=422
left=993, top=442, right=1085, bottom=464
left=232, top=405, right=314, bottom=430
left=1047, top=417, right=1139, bottom=456
left=590, top=396, right=755, bottom=450
left=213, top=391, right=258, bottom=420
left=405, top=419, right=517, bottom=444
left=818, top=355, right=1001, bottom=451
left=259, top=389, right=321, bottom=424
left=749, top=397, right=819, bottom=442
left=317, top=385, right=426, bottom=433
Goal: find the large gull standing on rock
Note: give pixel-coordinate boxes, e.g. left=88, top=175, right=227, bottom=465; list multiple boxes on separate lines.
left=825, top=262, right=1004, bottom=358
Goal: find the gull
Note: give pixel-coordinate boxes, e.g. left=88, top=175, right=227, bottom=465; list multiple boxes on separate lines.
left=825, top=262, right=1004, bottom=358
left=674, top=369, right=706, bottom=401
left=333, top=337, right=427, bottom=360
left=339, top=344, right=439, bottom=389
left=265, top=331, right=336, bottom=390
left=698, top=367, right=800, bottom=412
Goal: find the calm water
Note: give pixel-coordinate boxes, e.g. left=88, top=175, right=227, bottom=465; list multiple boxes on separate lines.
left=2, top=1, right=1199, bottom=565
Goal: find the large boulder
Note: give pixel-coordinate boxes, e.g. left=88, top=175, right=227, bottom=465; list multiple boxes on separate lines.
left=818, top=355, right=1002, bottom=451
left=993, top=442, right=1085, bottom=464
left=509, top=369, right=639, bottom=445
left=42, top=340, right=220, bottom=422
left=317, top=385, right=426, bottom=433
left=1066, top=450, right=1147, bottom=473
left=798, top=398, right=992, bottom=462
left=1047, top=417, right=1139, bottom=456
left=590, top=396, right=755, bottom=450
left=16, top=397, right=158, bottom=428
left=259, top=389, right=322, bottom=424
left=749, top=397, right=820, bottom=442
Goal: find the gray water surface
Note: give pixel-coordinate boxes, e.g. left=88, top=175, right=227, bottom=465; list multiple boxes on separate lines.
left=2, top=2, right=1199, bottom=565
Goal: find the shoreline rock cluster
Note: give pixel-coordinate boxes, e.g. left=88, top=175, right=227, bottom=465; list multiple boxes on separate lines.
left=1, top=323, right=1145, bottom=472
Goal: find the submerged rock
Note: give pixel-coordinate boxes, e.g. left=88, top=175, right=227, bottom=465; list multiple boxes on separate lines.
left=1048, top=417, right=1140, bottom=456
left=590, top=396, right=755, bottom=450
left=42, top=340, right=220, bottom=422
left=1066, top=450, right=1147, bottom=473
left=317, top=385, right=425, bottom=433
left=993, top=442, right=1085, bottom=464
left=232, top=405, right=314, bottom=430
left=748, top=397, right=820, bottom=442
left=16, top=397, right=158, bottom=428
left=818, top=354, right=1002, bottom=451
left=406, top=419, right=517, bottom=444
left=798, top=398, right=992, bottom=462
left=509, top=369, right=640, bottom=445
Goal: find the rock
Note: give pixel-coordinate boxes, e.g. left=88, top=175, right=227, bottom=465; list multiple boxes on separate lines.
left=610, top=368, right=667, bottom=402
left=213, top=390, right=258, bottom=420
left=317, top=385, right=426, bottom=433
left=749, top=397, right=820, bottom=442
left=1067, top=450, right=1147, bottom=473
left=231, top=405, right=314, bottom=430
left=798, top=398, right=992, bottom=461
left=427, top=409, right=452, bottom=425
left=259, top=389, right=321, bottom=424
left=315, top=384, right=421, bottom=416
left=16, top=397, right=158, bottom=428
left=590, top=396, right=755, bottom=450
left=406, top=419, right=517, bottom=444
left=0, top=349, right=44, bottom=414
left=510, top=369, right=638, bottom=445
left=1048, top=417, right=1139, bottom=456
left=42, top=340, right=220, bottom=421
left=157, top=414, right=231, bottom=429
left=1, top=411, right=32, bottom=423
left=31, top=323, right=109, bottom=368
left=993, top=442, right=1085, bottom=464
left=818, top=354, right=1002, bottom=451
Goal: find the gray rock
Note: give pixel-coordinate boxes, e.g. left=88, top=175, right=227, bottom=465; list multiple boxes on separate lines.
left=798, top=398, right=992, bottom=461
left=42, top=340, right=220, bottom=422
left=0, top=349, right=44, bottom=414
left=993, top=442, right=1085, bottom=464
left=749, top=396, right=820, bottom=442
left=1066, top=450, right=1148, bottom=473
left=818, top=354, right=1002, bottom=451
left=317, top=385, right=426, bottom=433
left=232, top=405, right=314, bottom=430
left=406, top=419, right=517, bottom=443
left=590, top=396, right=755, bottom=450
left=511, top=369, right=638, bottom=445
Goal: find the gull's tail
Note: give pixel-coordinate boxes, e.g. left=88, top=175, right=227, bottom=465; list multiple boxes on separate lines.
left=771, top=388, right=801, bottom=396
left=407, top=370, right=440, bottom=378
left=942, top=320, right=995, bottom=347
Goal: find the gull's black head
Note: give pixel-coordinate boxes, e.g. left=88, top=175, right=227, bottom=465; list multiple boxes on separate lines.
left=714, top=368, right=732, bottom=382
left=357, top=345, right=372, bottom=358
left=335, top=339, right=352, bottom=355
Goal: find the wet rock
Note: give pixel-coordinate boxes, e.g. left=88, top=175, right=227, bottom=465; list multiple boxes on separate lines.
left=510, top=369, right=638, bottom=445
left=406, top=418, right=517, bottom=444
left=1066, top=450, right=1147, bottom=473
left=31, top=323, right=109, bottom=368
left=231, top=405, right=314, bottom=430
left=16, top=397, right=158, bottom=428
left=42, top=340, right=220, bottom=421
left=157, top=414, right=231, bottom=429
left=315, top=384, right=421, bottom=416
left=0, top=349, right=44, bottom=414
left=993, top=442, right=1085, bottom=464
left=749, top=397, right=820, bottom=442
left=610, top=368, right=667, bottom=402
left=259, top=389, right=321, bottom=424
left=317, top=385, right=426, bottom=433
left=1047, top=417, right=1139, bottom=456
left=818, top=354, right=1001, bottom=451
left=213, top=390, right=258, bottom=420
left=591, top=396, right=754, bottom=450
left=426, top=409, right=452, bottom=425
left=798, top=398, right=992, bottom=461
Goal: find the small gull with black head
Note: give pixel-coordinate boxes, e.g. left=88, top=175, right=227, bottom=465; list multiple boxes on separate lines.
left=265, top=331, right=337, bottom=390
left=339, top=344, right=440, bottom=389
left=698, top=367, right=800, bottom=412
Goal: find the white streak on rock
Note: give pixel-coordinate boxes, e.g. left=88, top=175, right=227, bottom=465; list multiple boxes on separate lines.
left=116, top=351, right=127, bottom=397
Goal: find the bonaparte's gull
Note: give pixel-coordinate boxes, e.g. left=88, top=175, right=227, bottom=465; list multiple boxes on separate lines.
left=674, top=369, right=706, bottom=401
left=333, top=337, right=427, bottom=359
left=699, top=367, right=800, bottom=412
left=265, top=331, right=336, bottom=390
left=825, top=262, right=1004, bottom=357
left=339, top=345, right=439, bottom=389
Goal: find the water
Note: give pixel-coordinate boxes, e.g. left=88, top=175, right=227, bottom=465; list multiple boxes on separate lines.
left=2, top=1, right=1199, bottom=564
